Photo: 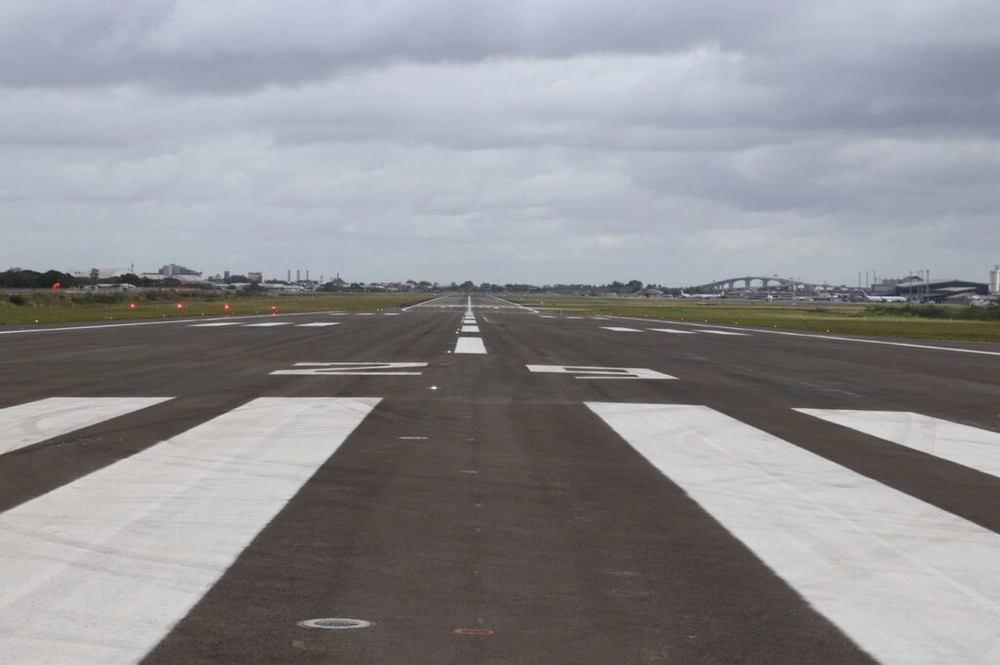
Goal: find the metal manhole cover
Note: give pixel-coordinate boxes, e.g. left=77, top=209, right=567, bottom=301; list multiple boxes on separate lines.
left=298, top=618, right=373, bottom=630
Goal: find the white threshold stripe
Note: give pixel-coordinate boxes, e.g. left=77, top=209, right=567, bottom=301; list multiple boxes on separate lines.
left=461, top=325, right=480, bottom=333
left=454, top=337, right=487, bottom=354
left=0, top=397, right=380, bottom=665
left=0, top=397, right=172, bottom=456
left=797, top=409, right=1000, bottom=479
left=650, top=328, right=696, bottom=334
left=700, top=330, right=749, bottom=336
left=243, top=321, right=293, bottom=327
left=296, top=322, right=341, bottom=327
left=601, top=326, right=642, bottom=332
left=188, top=322, right=243, bottom=327
left=587, top=403, right=1000, bottom=665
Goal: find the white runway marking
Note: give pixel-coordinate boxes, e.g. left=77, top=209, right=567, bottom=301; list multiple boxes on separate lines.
left=601, top=326, right=642, bottom=332
left=271, top=362, right=427, bottom=376
left=0, top=397, right=379, bottom=665
left=797, top=409, right=1000, bottom=479
left=296, top=322, right=342, bottom=327
left=650, top=328, right=697, bottom=335
left=700, top=330, right=749, bottom=336
left=454, top=337, right=487, bottom=354
left=527, top=365, right=676, bottom=380
left=461, top=325, right=480, bottom=333
left=588, top=402, right=1000, bottom=665
left=188, top=322, right=242, bottom=327
left=0, top=397, right=172, bottom=456
left=243, top=321, right=293, bottom=327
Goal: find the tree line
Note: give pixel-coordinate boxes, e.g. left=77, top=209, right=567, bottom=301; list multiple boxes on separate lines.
left=0, top=269, right=78, bottom=289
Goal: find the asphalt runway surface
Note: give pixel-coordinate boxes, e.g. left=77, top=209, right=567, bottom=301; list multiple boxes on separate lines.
left=1, top=294, right=998, bottom=664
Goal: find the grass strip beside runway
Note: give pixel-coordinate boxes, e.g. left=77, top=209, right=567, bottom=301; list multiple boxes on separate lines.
left=513, top=296, right=1000, bottom=342
left=0, top=292, right=434, bottom=325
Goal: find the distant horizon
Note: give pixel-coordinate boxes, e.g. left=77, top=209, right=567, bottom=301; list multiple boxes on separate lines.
left=2, top=263, right=988, bottom=291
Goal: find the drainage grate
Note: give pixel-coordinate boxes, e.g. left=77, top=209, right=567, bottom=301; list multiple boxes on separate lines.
left=298, top=618, right=373, bottom=630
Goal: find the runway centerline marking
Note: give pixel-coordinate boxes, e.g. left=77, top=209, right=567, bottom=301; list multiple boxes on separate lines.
left=797, top=409, right=1000, bottom=478
left=454, top=338, right=487, bottom=354
left=527, top=365, right=676, bottom=380
left=0, top=397, right=172, bottom=456
left=601, top=326, right=643, bottom=332
left=0, top=397, right=380, bottom=665
left=588, top=402, right=1000, bottom=665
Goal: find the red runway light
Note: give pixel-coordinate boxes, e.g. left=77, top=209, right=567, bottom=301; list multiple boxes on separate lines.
left=176, top=302, right=184, bottom=309
left=129, top=302, right=137, bottom=310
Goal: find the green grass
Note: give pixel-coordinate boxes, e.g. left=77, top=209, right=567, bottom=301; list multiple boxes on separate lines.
left=0, top=291, right=433, bottom=325
left=512, top=296, right=1000, bottom=343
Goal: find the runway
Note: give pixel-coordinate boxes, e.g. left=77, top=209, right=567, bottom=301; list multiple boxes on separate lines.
left=1, top=294, right=998, bottom=664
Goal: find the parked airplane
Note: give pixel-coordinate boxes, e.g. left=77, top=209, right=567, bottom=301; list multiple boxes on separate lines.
left=857, top=290, right=908, bottom=303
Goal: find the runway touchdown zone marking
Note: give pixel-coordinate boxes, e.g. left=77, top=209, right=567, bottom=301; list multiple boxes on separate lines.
left=797, top=409, right=1000, bottom=479
left=0, top=397, right=379, bottom=665
left=589, top=402, right=1000, bottom=665
left=0, top=397, right=172, bottom=456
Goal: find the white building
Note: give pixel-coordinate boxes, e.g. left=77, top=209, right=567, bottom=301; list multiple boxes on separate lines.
left=990, top=265, right=1000, bottom=295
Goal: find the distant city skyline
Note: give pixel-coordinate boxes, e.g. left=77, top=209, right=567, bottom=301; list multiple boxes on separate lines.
left=10, top=261, right=986, bottom=290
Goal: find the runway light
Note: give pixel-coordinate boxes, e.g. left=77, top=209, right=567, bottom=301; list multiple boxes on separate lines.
left=176, top=302, right=184, bottom=310
left=223, top=303, right=231, bottom=313
left=129, top=302, right=137, bottom=310
left=270, top=305, right=277, bottom=315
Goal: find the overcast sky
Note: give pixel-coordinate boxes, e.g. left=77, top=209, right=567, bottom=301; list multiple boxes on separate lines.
left=2, top=0, right=998, bottom=286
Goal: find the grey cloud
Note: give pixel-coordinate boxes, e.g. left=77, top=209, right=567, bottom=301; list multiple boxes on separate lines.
left=2, top=0, right=998, bottom=286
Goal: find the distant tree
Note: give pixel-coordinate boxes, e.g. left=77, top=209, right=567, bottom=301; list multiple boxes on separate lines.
left=118, top=273, right=142, bottom=287
left=39, top=269, right=74, bottom=289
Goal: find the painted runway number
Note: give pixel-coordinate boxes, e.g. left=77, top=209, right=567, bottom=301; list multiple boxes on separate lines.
left=271, top=362, right=428, bottom=376
left=526, top=365, right=676, bottom=380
